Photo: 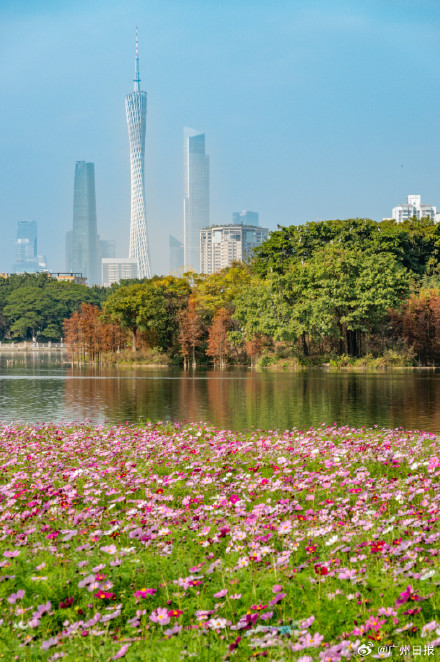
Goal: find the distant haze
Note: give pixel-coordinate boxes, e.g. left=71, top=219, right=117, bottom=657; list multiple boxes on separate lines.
left=1, top=0, right=440, bottom=276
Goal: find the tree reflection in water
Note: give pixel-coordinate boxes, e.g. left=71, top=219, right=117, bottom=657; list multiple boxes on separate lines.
left=1, top=353, right=440, bottom=431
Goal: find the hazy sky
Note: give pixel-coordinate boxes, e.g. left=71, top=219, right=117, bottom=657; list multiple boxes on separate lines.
left=1, top=0, right=440, bottom=276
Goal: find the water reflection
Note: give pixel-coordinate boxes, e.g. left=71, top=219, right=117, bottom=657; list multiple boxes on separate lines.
left=1, top=353, right=440, bottom=431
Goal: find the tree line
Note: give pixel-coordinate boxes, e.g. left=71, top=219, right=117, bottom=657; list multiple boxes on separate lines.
left=5, top=217, right=440, bottom=365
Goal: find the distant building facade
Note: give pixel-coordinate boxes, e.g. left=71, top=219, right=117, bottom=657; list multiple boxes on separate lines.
left=200, top=224, right=269, bottom=275
left=102, top=258, right=138, bottom=287
left=169, top=235, right=184, bottom=274
left=13, top=221, right=47, bottom=273
left=66, top=162, right=100, bottom=285
left=184, top=128, right=209, bottom=272
left=389, top=195, right=439, bottom=223
left=232, top=210, right=259, bottom=226
left=52, top=273, right=87, bottom=285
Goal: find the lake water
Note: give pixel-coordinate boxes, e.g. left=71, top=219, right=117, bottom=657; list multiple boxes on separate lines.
left=1, top=352, right=440, bottom=432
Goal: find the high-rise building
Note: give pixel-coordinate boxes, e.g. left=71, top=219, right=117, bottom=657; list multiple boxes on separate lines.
left=386, top=195, right=439, bottom=223
left=126, top=31, right=151, bottom=279
left=15, top=221, right=37, bottom=269
left=102, top=258, right=138, bottom=287
left=169, top=235, right=184, bottom=274
left=232, top=210, right=259, bottom=226
left=13, top=221, right=47, bottom=273
left=66, top=161, right=99, bottom=285
left=200, top=224, right=269, bottom=275
left=183, top=128, right=209, bottom=272
left=99, top=239, right=116, bottom=260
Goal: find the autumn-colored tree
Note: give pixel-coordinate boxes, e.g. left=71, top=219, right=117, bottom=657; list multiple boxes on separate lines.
left=178, top=296, right=204, bottom=368
left=206, top=307, right=234, bottom=367
left=245, top=334, right=268, bottom=367
left=392, top=289, right=440, bottom=365
left=63, top=303, right=128, bottom=363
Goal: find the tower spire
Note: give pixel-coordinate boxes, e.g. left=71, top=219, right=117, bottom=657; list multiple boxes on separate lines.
left=134, top=27, right=141, bottom=91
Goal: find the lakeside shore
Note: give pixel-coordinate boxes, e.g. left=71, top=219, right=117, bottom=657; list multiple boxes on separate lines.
left=0, top=421, right=439, bottom=659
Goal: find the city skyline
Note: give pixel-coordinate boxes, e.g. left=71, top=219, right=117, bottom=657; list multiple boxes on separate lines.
left=1, top=1, right=440, bottom=276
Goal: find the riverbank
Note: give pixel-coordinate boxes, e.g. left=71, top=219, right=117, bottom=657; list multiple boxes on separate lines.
left=0, top=342, right=66, bottom=352
left=0, top=422, right=439, bottom=659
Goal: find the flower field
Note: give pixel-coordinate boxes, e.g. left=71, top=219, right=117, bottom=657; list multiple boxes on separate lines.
left=0, top=422, right=439, bottom=661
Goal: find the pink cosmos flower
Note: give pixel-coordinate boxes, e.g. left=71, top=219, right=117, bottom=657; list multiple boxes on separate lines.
left=272, top=584, right=283, bottom=593
left=100, top=544, right=117, bottom=555
left=229, top=494, right=240, bottom=504
left=213, top=589, right=227, bottom=598
left=134, top=588, right=157, bottom=599
left=3, top=550, right=20, bottom=558
left=428, top=456, right=440, bottom=473
left=94, top=591, right=115, bottom=600
left=260, top=611, right=273, bottom=620
left=269, top=592, right=286, bottom=606
left=113, top=644, right=131, bottom=660
left=164, top=624, right=182, bottom=637
left=301, top=615, right=315, bottom=629
left=395, top=585, right=420, bottom=606
left=150, top=607, right=170, bottom=625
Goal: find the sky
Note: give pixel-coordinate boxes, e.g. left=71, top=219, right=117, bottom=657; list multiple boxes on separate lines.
left=1, top=0, right=440, bottom=276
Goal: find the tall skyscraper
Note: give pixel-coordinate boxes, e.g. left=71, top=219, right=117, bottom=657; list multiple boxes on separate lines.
left=13, top=221, right=39, bottom=273
left=16, top=221, right=37, bottom=263
left=183, top=128, right=209, bottom=272
left=169, top=235, right=184, bottom=274
left=125, top=30, right=151, bottom=279
left=66, top=161, right=99, bottom=285
left=232, top=210, right=259, bottom=226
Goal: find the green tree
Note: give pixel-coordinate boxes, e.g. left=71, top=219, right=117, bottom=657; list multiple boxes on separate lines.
left=104, top=284, right=145, bottom=351
left=4, top=287, right=56, bottom=340
left=236, top=246, right=411, bottom=357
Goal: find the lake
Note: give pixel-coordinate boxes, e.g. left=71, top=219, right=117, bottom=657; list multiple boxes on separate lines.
left=1, top=352, right=440, bottom=432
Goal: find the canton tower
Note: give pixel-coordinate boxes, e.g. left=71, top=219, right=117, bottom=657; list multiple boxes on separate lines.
left=125, top=30, right=151, bottom=279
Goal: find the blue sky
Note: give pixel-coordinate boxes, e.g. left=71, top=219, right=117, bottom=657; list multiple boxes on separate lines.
left=0, top=0, right=440, bottom=275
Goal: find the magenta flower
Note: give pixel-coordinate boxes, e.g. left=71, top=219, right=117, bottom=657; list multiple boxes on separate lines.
left=229, top=494, right=240, bottom=504
left=46, top=531, right=59, bottom=539
left=94, top=591, right=115, bottom=600
left=134, top=588, right=157, bottom=599
left=395, top=585, right=420, bottom=606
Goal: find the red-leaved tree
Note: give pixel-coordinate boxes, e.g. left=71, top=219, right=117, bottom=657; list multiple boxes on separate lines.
left=178, top=296, right=204, bottom=368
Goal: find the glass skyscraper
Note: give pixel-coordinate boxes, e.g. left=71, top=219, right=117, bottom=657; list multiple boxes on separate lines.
left=125, top=32, right=151, bottom=279
left=66, top=161, right=99, bottom=285
left=13, top=221, right=39, bottom=272
left=169, top=234, right=184, bottom=274
left=183, top=128, right=209, bottom=272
